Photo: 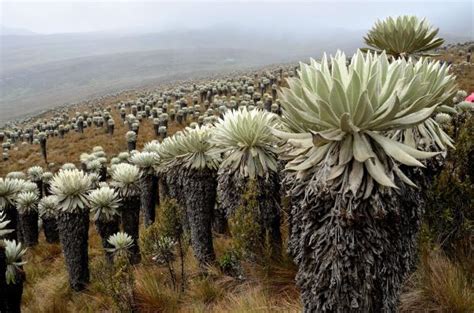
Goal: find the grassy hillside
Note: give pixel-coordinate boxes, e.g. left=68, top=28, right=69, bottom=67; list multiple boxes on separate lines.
left=1, top=47, right=473, bottom=312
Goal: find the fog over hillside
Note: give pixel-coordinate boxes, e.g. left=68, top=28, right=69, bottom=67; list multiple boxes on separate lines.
left=0, top=27, right=366, bottom=124
left=0, top=0, right=472, bottom=125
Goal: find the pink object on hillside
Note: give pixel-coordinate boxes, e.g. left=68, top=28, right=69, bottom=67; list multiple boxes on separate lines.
left=466, top=93, right=474, bottom=102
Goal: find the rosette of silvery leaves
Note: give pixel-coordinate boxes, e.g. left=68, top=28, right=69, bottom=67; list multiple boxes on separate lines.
left=15, top=191, right=39, bottom=214
left=4, top=239, right=27, bottom=284
left=130, top=151, right=159, bottom=175
left=41, top=171, right=54, bottom=184
left=106, top=231, right=134, bottom=256
left=0, top=178, right=24, bottom=210
left=0, top=211, right=13, bottom=238
left=142, top=141, right=161, bottom=154
left=27, top=166, right=44, bottom=182
left=6, top=172, right=26, bottom=180
left=110, top=163, right=141, bottom=198
left=38, top=195, right=59, bottom=219
left=88, top=186, right=121, bottom=221
left=49, top=169, right=93, bottom=213
left=61, top=163, right=77, bottom=170
left=21, top=180, right=39, bottom=195
left=209, top=107, right=279, bottom=179
left=276, top=50, right=456, bottom=214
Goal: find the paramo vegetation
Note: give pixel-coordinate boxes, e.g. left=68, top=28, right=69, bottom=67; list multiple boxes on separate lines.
left=1, top=15, right=473, bottom=313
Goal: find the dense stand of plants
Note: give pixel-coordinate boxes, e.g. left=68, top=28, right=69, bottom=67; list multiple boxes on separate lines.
left=0, top=14, right=472, bottom=312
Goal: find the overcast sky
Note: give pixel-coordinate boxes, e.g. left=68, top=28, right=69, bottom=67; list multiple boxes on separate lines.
left=1, top=0, right=473, bottom=37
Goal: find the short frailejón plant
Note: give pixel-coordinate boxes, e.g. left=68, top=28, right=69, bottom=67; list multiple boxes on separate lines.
left=38, top=195, right=60, bottom=243
left=15, top=191, right=39, bottom=247
left=110, top=163, right=142, bottom=264
left=106, top=231, right=134, bottom=261
left=88, top=186, right=121, bottom=262
left=4, top=239, right=27, bottom=312
left=130, top=151, right=160, bottom=227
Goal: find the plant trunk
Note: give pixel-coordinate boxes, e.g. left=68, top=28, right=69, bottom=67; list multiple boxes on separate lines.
left=121, top=196, right=141, bottom=264
left=159, top=175, right=170, bottom=200
left=108, top=125, right=114, bottom=136
left=255, top=173, right=282, bottom=258
left=140, top=173, right=158, bottom=228
left=43, top=183, right=52, bottom=196
left=288, top=179, right=422, bottom=312
left=57, top=211, right=90, bottom=291
left=2, top=205, right=19, bottom=241
left=4, top=274, right=24, bottom=313
left=95, top=217, right=120, bottom=263
left=34, top=180, right=43, bottom=198
left=182, top=168, right=217, bottom=267
left=40, top=139, right=47, bottom=163
left=218, top=171, right=282, bottom=258
left=42, top=217, right=60, bottom=243
left=99, top=166, right=107, bottom=182
left=164, top=167, right=189, bottom=232
left=216, top=171, right=241, bottom=218
left=0, top=245, right=7, bottom=312
left=19, top=211, right=39, bottom=247
left=127, top=141, right=136, bottom=152
left=212, top=203, right=228, bottom=234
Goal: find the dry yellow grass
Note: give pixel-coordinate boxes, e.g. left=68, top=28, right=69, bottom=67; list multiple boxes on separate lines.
left=437, top=47, right=474, bottom=92
left=1, top=94, right=186, bottom=177
left=400, top=250, right=474, bottom=313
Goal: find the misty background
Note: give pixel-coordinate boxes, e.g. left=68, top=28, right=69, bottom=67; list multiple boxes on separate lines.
left=1, top=0, right=473, bottom=124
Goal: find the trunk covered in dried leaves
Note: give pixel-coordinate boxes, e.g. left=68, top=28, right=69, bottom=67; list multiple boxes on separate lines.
left=182, top=168, right=217, bottom=266
left=0, top=245, right=6, bottom=312
left=140, top=173, right=158, bottom=228
left=287, top=175, right=422, bottom=312
left=57, top=211, right=90, bottom=291
left=217, top=170, right=282, bottom=258
left=3, top=272, right=24, bottom=313
left=40, top=138, right=47, bottom=163
left=42, top=217, right=60, bottom=244
left=212, top=203, right=228, bottom=234
left=127, top=141, right=136, bottom=152
left=164, top=167, right=189, bottom=231
left=121, top=196, right=141, bottom=264
left=95, top=217, right=120, bottom=262
left=19, top=211, right=39, bottom=247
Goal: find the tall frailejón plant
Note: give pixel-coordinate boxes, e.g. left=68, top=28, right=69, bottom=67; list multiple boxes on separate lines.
left=276, top=50, right=456, bottom=312
left=50, top=169, right=93, bottom=291
left=130, top=151, right=160, bottom=227
left=157, top=126, right=221, bottom=267
left=210, top=108, right=282, bottom=258
left=363, top=15, right=444, bottom=59
left=110, top=163, right=142, bottom=264
left=88, top=186, right=121, bottom=262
